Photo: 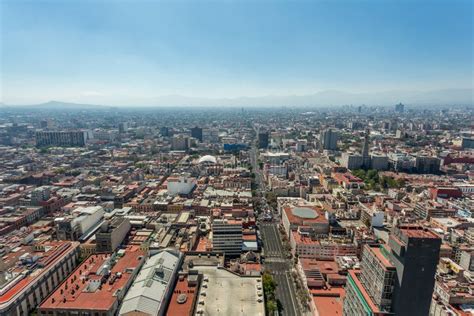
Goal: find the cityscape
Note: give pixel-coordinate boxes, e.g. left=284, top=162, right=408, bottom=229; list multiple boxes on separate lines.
left=1, top=1, right=473, bottom=316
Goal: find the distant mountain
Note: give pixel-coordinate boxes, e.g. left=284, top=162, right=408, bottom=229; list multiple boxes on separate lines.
left=1, top=100, right=110, bottom=110
left=133, top=88, right=474, bottom=107
left=30, top=100, right=110, bottom=110
left=1, top=88, right=472, bottom=108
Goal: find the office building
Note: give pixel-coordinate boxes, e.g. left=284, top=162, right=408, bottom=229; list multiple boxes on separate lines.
left=343, top=245, right=397, bottom=315
left=320, top=128, right=339, bottom=150
left=171, top=135, right=189, bottom=151
left=258, top=131, right=269, bottom=149
left=95, top=217, right=131, bottom=253
left=344, top=225, right=441, bottom=316
left=35, top=131, right=87, bottom=147
left=388, top=225, right=441, bottom=316
left=190, top=126, right=203, bottom=142
left=395, top=103, right=405, bottom=113
left=212, top=219, right=243, bottom=256
left=160, top=126, right=170, bottom=137
left=415, top=155, right=441, bottom=174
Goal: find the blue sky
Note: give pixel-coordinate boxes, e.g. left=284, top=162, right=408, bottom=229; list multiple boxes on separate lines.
left=1, top=0, right=472, bottom=105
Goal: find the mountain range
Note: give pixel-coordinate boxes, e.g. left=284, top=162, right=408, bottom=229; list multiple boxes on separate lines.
left=1, top=88, right=472, bottom=108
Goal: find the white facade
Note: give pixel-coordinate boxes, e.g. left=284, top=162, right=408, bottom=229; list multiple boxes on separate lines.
left=167, top=175, right=196, bottom=195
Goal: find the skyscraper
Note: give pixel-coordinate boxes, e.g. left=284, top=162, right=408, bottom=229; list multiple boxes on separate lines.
left=395, top=103, right=405, bottom=113
left=320, top=128, right=339, bottom=150
left=258, top=131, right=269, bottom=149
left=388, top=225, right=441, bottom=316
left=190, top=126, right=203, bottom=142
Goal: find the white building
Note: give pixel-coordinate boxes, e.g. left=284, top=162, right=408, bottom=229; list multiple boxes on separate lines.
left=167, top=174, right=196, bottom=196
left=119, top=248, right=183, bottom=316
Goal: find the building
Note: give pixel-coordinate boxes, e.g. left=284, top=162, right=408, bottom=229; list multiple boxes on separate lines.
left=344, top=225, right=441, bottom=316
left=340, top=130, right=388, bottom=171
left=461, top=137, right=474, bottom=149
left=55, top=206, right=105, bottom=241
left=167, top=174, right=196, bottom=196
left=320, top=128, right=339, bottom=150
left=31, top=186, right=51, bottom=204
left=212, top=219, right=243, bottom=256
left=35, top=131, right=87, bottom=147
left=395, top=103, right=405, bottom=113
left=171, top=135, right=189, bottom=151
left=258, top=131, right=269, bottom=149
left=95, top=217, right=131, bottom=253
left=361, top=129, right=371, bottom=169
left=388, top=225, right=442, bottom=315
left=344, top=244, right=397, bottom=315
left=119, top=248, right=183, bottom=316
left=160, top=127, right=170, bottom=137
left=190, top=126, right=203, bottom=142
left=290, top=229, right=357, bottom=260
left=343, top=245, right=396, bottom=316
left=192, top=265, right=264, bottom=316
left=38, top=249, right=145, bottom=316
left=0, top=241, right=81, bottom=315
left=371, top=154, right=389, bottom=170
left=341, top=152, right=364, bottom=170
left=282, top=205, right=329, bottom=236
left=415, top=155, right=441, bottom=174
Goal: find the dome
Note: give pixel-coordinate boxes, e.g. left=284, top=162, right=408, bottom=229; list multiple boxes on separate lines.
left=198, top=155, right=217, bottom=164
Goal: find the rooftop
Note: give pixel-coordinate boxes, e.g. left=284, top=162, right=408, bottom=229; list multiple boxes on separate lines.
left=194, top=266, right=264, bottom=316
left=39, top=248, right=145, bottom=311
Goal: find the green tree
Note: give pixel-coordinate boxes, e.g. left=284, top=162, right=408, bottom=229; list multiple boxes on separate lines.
left=266, top=300, right=277, bottom=314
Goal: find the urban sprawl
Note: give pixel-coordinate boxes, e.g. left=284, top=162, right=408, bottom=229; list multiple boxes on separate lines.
left=0, top=103, right=473, bottom=316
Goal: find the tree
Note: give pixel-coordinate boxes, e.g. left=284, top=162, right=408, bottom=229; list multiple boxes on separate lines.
left=266, top=300, right=277, bottom=314
left=262, top=272, right=277, bottom=294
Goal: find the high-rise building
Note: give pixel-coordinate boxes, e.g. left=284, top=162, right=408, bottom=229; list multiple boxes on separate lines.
left=361, top=128, right=370, bottom=166
left=35, top=131, right=87, bottom=147
left=212, top=219, right=243, bottom=256
left=258, top=131, right=269, bottom=149
left=388, top=225, right=441, bottom=316
left=160, top=126, right=170, bottom=137
left=395, top=103, right=405, bottom=113
left=343, top=225, right=441, bottom=316
left=190, top=126, right=203, bottom=142
left=171, top=134, right=189, bottom=151
left=320, top=128, right=339, bottom=150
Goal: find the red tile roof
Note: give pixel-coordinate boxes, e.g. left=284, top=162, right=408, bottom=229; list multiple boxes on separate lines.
left=39, top=248, right=144, bottom=312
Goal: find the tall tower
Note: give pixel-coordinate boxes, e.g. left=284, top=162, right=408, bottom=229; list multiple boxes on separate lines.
left=320, top=128, right=339, bottom=150
left=362, top=128, right=370, bottom=168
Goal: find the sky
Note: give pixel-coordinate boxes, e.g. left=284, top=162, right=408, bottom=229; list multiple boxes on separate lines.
left=0, top=0, right=472, bottom=105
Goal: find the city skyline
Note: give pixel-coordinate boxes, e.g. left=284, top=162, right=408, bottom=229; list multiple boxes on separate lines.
left=1, top=0, right=473, bottom=105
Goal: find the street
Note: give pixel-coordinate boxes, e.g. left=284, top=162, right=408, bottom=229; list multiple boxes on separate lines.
left=261, top=223, right=299, bottom=316
left=251, top=137, right=299, bottom=316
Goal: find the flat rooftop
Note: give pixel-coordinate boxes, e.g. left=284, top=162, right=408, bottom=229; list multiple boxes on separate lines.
left=39, top=248, right=144, bottom=311
left=194, top=266, right=264, bottom=316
